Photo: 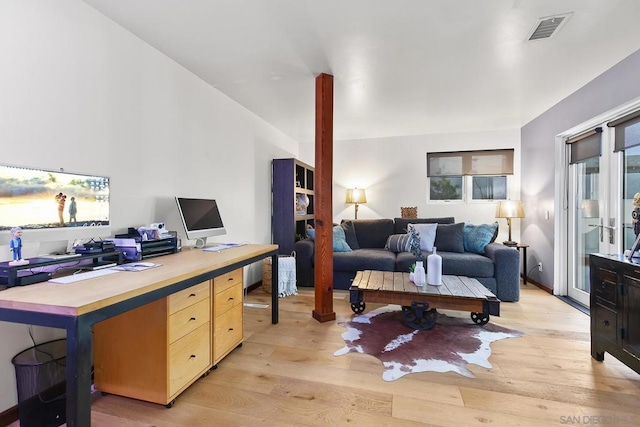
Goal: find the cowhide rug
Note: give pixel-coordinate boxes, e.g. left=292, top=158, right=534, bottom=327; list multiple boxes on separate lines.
left=334, top=305, right=524, bottom=381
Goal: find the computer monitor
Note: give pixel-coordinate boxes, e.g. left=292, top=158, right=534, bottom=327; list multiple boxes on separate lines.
left=175, top=197, right=226, bottom=247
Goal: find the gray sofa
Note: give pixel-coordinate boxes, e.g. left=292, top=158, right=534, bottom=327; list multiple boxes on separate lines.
left=294, top=217, right=521, bottom=302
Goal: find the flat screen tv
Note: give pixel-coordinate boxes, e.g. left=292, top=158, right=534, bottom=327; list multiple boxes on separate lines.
left=0, top=165, right=110, bottom=234
left=175, top=197, right=226, bottom=247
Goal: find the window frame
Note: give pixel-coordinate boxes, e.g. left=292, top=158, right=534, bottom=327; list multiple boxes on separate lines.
left=426, top=149, right=515, bottom=203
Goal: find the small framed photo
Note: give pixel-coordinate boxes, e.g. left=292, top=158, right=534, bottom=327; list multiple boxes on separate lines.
left=628, top=233, right=640, bottom=258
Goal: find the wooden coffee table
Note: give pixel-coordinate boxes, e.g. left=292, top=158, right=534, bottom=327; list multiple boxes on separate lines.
left=349, top=270, right=500, bottom=330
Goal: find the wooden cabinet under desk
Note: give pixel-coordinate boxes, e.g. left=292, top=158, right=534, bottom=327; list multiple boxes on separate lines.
left=589, top=254, right=640, bottom=374
left=94, top=268, right=245, bottom=406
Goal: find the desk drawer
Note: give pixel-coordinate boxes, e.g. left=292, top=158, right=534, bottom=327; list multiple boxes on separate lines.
left=169, top=298, right=211, bottom=344
left=169, top=323, right=210, bottom=396
left=169, top=281, right=210, bottom=314
left=214, top=284, right=242, bottom=316
left=214, top=269, right=242, bottom=294
left=214, top=304, right=243, bottom=362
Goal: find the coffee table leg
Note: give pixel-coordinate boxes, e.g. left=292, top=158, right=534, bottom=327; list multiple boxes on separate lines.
left=470, top=312, right=490, bottom=325
left=402, top=302, right=437, bottom=330
left=349, top=287, right=366, bottom=313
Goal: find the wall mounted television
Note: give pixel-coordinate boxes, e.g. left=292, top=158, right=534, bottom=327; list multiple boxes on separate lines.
left=0, top=164, right=110, bottom=234
left=175, top=197, right=226, bottom=247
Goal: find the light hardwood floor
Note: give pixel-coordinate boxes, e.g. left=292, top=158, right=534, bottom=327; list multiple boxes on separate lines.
left=86, top=283, right=640, bottom=426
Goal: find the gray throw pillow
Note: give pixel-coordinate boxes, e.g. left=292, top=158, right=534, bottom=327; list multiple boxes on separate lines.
left=434, top=222, right=465, bottom=253
left=340, top=220, right=360, bottom=250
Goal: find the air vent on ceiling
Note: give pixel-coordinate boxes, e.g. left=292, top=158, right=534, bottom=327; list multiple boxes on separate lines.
left=526, top=13, right=572, bottom=41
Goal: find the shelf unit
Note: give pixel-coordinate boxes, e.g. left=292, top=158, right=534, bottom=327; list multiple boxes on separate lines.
left=272, top=158, right=314, bottom=255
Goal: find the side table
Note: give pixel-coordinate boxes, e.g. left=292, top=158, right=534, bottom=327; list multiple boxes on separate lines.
left=514, top=244, right=529, bottom=284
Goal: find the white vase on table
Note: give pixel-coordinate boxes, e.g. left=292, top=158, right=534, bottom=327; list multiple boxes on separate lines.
left=427, top=247, right=442, bottom=286
left=413, top=261, right=426, bottom=286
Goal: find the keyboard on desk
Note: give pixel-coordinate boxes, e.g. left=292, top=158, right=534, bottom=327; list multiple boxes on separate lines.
left=49, top=268, right=119, bottom=284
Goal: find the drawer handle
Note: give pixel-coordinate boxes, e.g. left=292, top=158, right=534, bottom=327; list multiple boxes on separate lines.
left=228, top=328, right=234, bottom=331
left=603, top=320, right=610, bottom=326
left=190, top=354, right=196, bottom=359
left=228, top=277, right=233, bottom=281
left=189, top=317, right=196, bottom=321
left=189, top=293, right=196, bottom=297
left=228, top=297, right=234, bottom=301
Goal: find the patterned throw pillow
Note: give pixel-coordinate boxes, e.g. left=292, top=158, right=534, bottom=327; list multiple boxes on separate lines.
left=408, top=223, right=438, bottom=252
left=463, top=222, right=499, bottom=254
left=306, top=226, right=353, bottom=252
left=384, top=234, right=412, bottom=253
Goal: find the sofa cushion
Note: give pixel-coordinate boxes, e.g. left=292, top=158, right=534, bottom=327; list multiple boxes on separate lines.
left=334, top=249, right=396, bottom=272
left=434, top=222, right=465, bottom=253
left=340, top=220, right=360, bottom=250
left=352, top=219, right=395, bottom=248
left=395, top=251, right=494, bottom=277
left=407, top=223, right=437, bottom=252
left=439, top=251, right=494, bottom=277
left=393, top=217, right=455, bottom=234
left=463, top=222, right=499, bottom=254
left=306, top=226, right=353, bottom=252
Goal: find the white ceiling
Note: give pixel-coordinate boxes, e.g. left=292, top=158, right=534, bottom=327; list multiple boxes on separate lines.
left=81, top=0, right=640, bottom=143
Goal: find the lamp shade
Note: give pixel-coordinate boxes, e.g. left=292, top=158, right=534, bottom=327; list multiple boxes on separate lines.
left=346, top=188, right=367, bottom=204
left=581, top=200, right=599, bottom=218
left=495, top=200, right=525, bottom=219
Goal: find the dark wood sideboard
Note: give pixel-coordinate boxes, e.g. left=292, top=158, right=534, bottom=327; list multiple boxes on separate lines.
left=589, top=253, right=640, bottom=374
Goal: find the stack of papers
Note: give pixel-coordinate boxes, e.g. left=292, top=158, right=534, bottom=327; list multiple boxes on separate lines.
left=112, top=262, right=161, bottom=272
left=203, top=243, right=245, bottom=252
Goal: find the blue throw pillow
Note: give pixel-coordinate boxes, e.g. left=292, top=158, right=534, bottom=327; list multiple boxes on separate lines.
left=463, top=222, right=499, bottom=254
left=306, top=226, right=353, bottom=252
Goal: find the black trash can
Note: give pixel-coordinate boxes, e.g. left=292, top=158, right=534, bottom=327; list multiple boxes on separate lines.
left=11, top=338, right=66, bottom=427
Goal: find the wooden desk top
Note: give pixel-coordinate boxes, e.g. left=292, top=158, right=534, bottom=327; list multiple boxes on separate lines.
left=0, top=244, right=276, bottom=317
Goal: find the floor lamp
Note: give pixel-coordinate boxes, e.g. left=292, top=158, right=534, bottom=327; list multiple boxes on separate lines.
left=346, top=188, right=367, bottom=219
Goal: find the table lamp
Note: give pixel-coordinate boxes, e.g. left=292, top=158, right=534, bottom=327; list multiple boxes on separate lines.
left=495, top=200, right=525, bottom=246
left=346, top=188, right=367, bottom=219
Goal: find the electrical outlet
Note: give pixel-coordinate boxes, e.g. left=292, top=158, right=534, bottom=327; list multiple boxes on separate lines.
left=538, top=262, right=543, bottom=272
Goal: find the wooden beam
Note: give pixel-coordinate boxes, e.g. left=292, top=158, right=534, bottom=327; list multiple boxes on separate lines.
left=312, top=73, right=336, bottom=322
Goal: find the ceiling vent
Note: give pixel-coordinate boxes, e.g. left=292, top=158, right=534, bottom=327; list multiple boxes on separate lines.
left=526, top=13, right=572, bottom=41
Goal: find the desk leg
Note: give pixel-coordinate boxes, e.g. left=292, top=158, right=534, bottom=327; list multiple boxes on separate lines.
left=66, top=317, right=93, bottom=426
left=271, top=253, right=279, bottom=324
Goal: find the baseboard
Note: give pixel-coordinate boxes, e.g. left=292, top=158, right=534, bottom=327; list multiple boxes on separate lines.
left=246, top=281, right=262, bottom=293
left=0, top=404, right=18, bottom=426
left=524, top=277, right=553, bottom=294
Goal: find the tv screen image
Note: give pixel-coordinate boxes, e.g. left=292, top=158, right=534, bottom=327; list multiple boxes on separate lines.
left=175, top=197, right=226, bottom=247
left=0, top=165, right=109, bottom=231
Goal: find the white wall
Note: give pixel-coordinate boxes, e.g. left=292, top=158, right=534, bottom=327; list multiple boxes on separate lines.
left=0, top=0, right=298, bottom=412
left=331, top=129, right=522, bottom=243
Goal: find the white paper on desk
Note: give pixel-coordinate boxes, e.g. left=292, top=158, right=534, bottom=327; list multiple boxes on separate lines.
left=112, top=262, right=161, bottom=272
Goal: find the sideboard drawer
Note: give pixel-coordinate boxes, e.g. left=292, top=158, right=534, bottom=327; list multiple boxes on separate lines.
left=593, top=303, right=617, bottom=344
left=593, top=268, right=618, bottom=306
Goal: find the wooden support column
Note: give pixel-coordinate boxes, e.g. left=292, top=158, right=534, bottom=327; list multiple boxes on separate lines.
left=312, top=73, right=336, bottom=322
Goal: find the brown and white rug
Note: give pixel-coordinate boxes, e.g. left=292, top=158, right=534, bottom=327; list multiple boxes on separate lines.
left=334, top=305, right=524, bottom=381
